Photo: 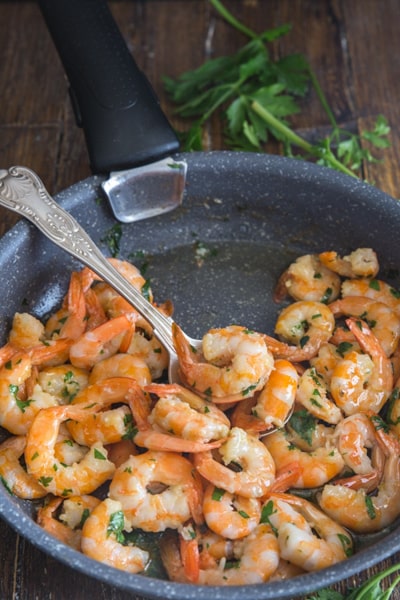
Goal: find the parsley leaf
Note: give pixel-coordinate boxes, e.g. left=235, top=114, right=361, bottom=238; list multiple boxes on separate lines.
left=164, top=0, right=390, bottom=179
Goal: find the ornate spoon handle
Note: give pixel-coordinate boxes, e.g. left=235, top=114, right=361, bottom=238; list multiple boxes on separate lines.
left=0, top=165, right=176, bottom=354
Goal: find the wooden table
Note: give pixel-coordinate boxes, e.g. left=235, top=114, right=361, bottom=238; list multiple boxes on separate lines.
left=1, top=1, right=400, bottom=598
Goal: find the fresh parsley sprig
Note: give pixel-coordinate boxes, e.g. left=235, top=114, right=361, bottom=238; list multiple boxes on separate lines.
left=306, top=563, right=400, bottom=600
left=164, top=0, right=390, bottom=178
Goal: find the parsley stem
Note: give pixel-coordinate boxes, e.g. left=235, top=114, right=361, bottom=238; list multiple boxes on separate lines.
left=251, top=100, right=357, bottom=178
left=251, top=100, right=313, bottom=152
left=308, top=67, right=339, bottom=132
left=209, top=0, right=258, bottom=40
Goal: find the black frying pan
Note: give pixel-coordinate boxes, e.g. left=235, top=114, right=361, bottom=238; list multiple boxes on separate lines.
left=1, top=1, right=400, bottom=598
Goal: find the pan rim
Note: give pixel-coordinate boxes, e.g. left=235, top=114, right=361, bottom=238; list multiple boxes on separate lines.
left=0, top=151, right=399, bottom=599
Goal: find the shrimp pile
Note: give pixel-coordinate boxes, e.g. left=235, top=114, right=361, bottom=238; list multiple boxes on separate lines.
left=1, top=249, right=400, bottom=585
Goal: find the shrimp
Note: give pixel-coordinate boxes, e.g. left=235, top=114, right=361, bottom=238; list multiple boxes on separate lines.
left=334, top=412, right=377, bottom=475
left=193, top=427, right=276, bottom=498
left=319, top=415, right=400, bottom=533
left=286, top=408, right=335, bottom=452
left=268, top=301, right=335, bottom=362
left=80, top=257, right=151, bottom=299
left=37, top=365, right=89, bottom=404
left=202, top=482, right=261, bottom=540
left=0, top=435, right=47, bottom=499
left=274, top=254, right=341, bottom=303
left=386, top=376, right=400, bottom=438
left=329, top=296, right=400, bottom=357
left=310, top=342, right=350, bottom=385
left=59, top=271, right=87, bottom=340
left=173, top=323, right=274, bottom=402
left=88, top=353, right=152, bottom=386
left=68, top=377, right=139, bottom=446
left=81, top=498, right=150, bottom=573
left=263, top=429, right=344, bottom=488
left=129, top=382, right=226, bottom=453
left=37, top=497, right=82, bottom=550
left=161, top=523, right=280, bottom=585
left=295, top=367, right=343, bottom=424
left=319, top=248, right=379, bottom=278
left=69, top=315, right=132, bottom=369
left=124, top=328, right=168, bottom=380
left=252, top=359, right=299, bottom=429
left=266, top=493, right=353, bottom=571
left=144, top=383, right=230, bottom=443
left=341, top=278, right=400, bottom=317
left=0, top=354, right=58, bottom=435
left=108, top=450, right=204, bottom=531
left=330, top=318, right=393, bottom=415
left=8, top=312, right=45, bottom=349
left=197, top=524, right=279, bottom=585
left=37, top=494, right=101, bottom=550
left=25, top=404, right=115, bottom=496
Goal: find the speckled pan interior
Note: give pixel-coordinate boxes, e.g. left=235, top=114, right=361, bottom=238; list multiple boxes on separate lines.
left=1, top=151, right=399, bottom=599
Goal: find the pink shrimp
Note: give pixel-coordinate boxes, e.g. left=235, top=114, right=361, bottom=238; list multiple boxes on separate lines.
left=330, top=317, right=393, bottom=415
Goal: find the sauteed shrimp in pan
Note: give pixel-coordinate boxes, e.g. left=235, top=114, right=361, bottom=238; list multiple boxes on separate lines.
left=2, top=251, right=400, bottom=585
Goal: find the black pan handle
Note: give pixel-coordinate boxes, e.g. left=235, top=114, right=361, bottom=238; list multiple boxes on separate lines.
left=38, top=0, right=180, bottom=173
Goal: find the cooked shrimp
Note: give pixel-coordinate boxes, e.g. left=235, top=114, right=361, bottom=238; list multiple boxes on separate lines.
left=161, top=523, right=279, bottom=585
left=25, top=404, right=115, bottom=496
left=193, top=427, right=276, bottom=498
left=197, top=523, right=279, bottom=585
left=8, top=312, right=45, bottom=349
left=80, top=257, right=151, bottom=298
left=0, top=354, right=58, bottom=435
left=29, top=338, right=73, bottom=368
left=108, top=450, right=204, bottom=531
left=266, top=493, right=353, bottom=571
left=58, top=494, right=101, bottom=529
left=129, top=382, right=225, bottom=453
left=69, top=315, right=132, bottom=369
left=286, top=408, right=335, bottom=452
left=0, top=435, right=47, bottom=499
left=330, top=318, right=393, bottom=415
left=59, top=271, right=87, bottom=340
left=274, top=254, right=341, bottom=303
left=68, top=377, right=139, bottom=446
left=88, top=353, right=152, bottom=386
left=145, top=383, right=230, bottom=443
left=37, top=496, right=82, bottom=550
left=37, top=494, right=101, bottom=550
left=295, top=367, right=343, bottom=424
left=124, top=328, right=168, bottom=380
left=202, top=482, right=261, bottom=540
left=310, top=342, right=350, bottom=385
left=252, top=359, right=299, bottom=429
left=329, top=296, right=400, bottom=357
left=319, top=248, right=379, bottom=278
left=173, top=323, right=274, bottom=402
left=81, top=497, right=150, bottom=573
left=37, top=365, right=89, bottom=404
left=334, top=412, right=377, bottom=475
left=319, top=416, right=400, bottom=533
left=341, top=278, right=400, bottom=317
left=263, top=429, right=344, bottom=488
left=268, top=301, right=335, bottom=362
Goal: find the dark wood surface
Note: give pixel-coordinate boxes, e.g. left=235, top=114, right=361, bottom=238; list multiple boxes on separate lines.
left=1, top=1, right=400, bottom=598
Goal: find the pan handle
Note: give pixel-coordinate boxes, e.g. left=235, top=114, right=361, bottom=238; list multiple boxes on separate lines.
left=38, top=0, right=180, bottom=174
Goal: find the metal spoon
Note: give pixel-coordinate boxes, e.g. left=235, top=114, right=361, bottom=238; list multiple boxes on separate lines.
left=0, top=166, right=293, bottom=432
left=0, top=165, right=202, bottom=383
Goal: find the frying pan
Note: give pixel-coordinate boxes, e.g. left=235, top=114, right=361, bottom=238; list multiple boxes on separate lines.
left=1, top=152, right=400, bottom=599
left=1, top=1, right=400, bottom=599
